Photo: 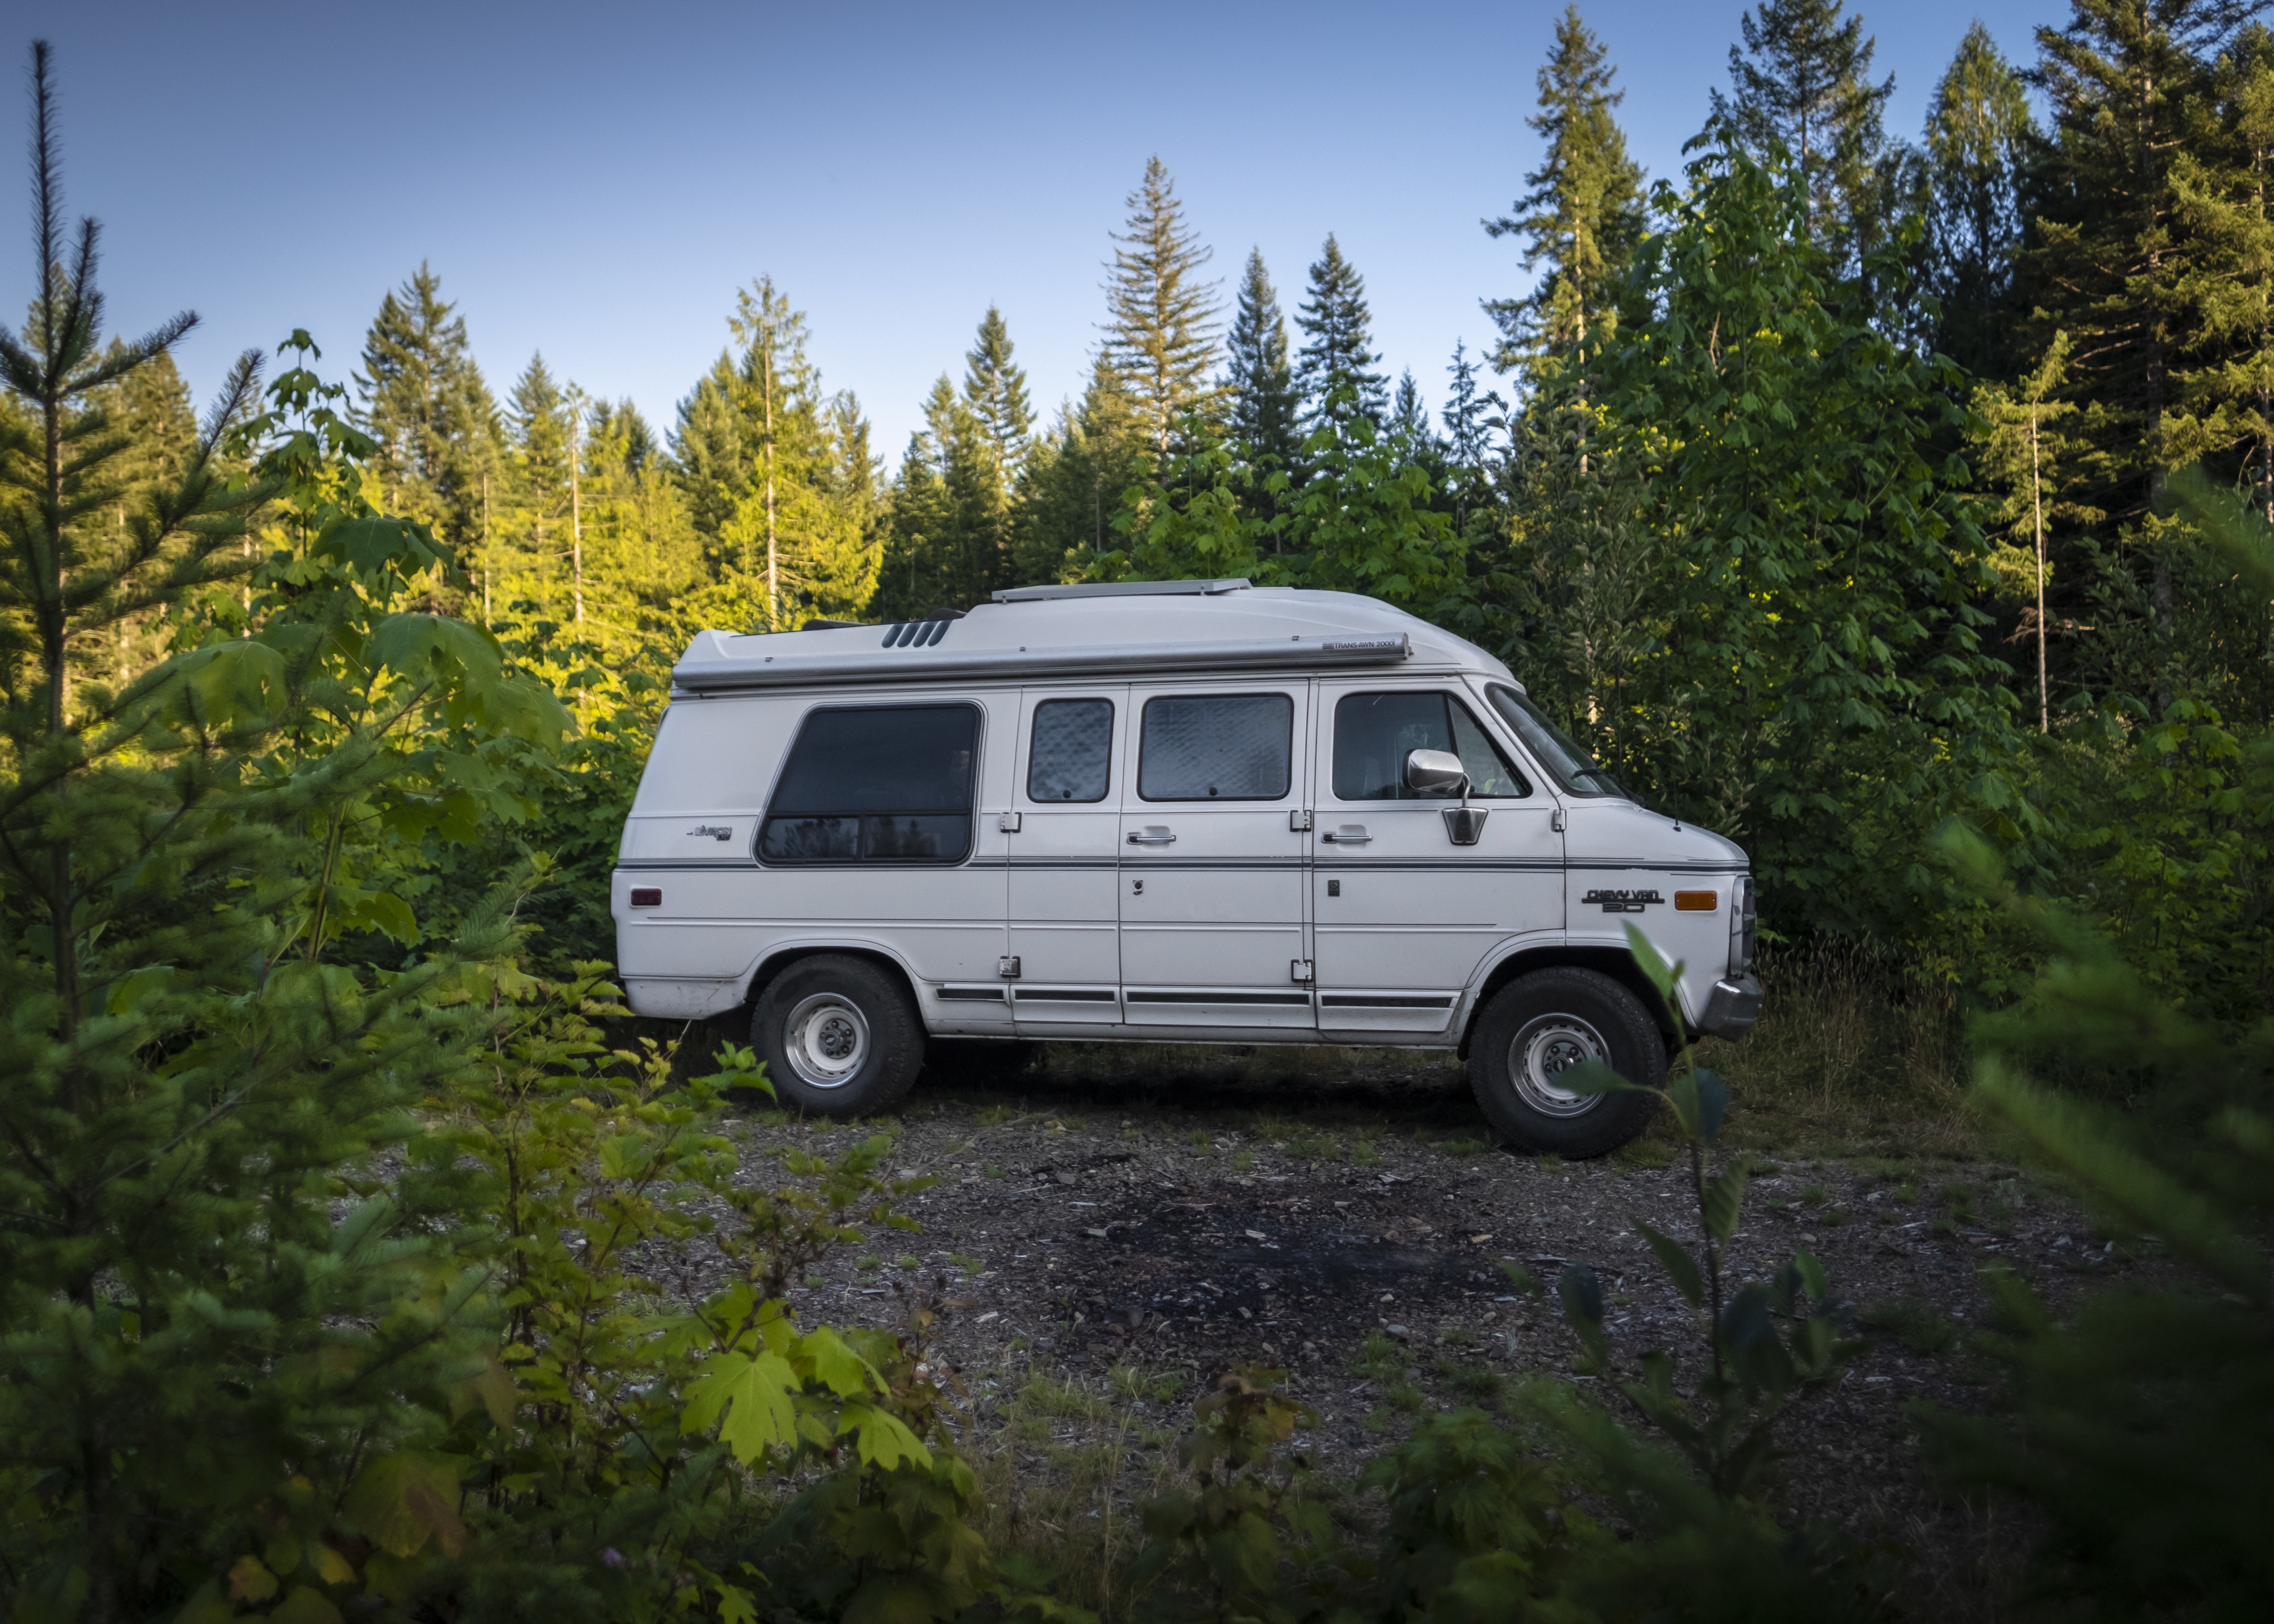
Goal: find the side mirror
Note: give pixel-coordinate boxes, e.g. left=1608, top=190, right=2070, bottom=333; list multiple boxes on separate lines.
left=1406, top=748, right=1488, bottom=845
left=1404, top=748, right=1468, bottom=796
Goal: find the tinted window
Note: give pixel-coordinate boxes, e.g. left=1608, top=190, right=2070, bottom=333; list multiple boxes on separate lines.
left=1333, top=691, right=1530, bottom=801
left=1484, top=686, right=1625, bottom=799
left=1027, top=699, right=1113, bottom=803
left=761, top=704, right=978, bottom=863
left=1139, top=693, right=1292, bottom=801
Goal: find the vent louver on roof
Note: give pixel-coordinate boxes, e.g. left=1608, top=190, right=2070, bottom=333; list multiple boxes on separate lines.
left=881, top=619, right=955, bottom=648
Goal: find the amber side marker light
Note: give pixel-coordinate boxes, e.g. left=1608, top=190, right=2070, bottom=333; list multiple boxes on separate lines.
left=1674, top=890, right=1719, bottom=911
left=630, top=887, right=662, bottom=907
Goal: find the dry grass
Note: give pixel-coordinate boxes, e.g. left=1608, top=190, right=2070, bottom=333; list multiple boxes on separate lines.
left=1699, top=936, right=1976, bottom=1160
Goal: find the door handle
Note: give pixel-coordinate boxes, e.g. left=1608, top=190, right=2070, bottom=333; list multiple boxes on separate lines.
left=1127, top=827, right=1176, bottom=845
left=1321, top=825, right=1371, bottom=844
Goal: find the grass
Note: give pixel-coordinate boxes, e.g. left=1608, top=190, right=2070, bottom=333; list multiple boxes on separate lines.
left=1860, top=1297, right=1960, bottom=1356
left=1697, top=936, right=1972, bottom=1159
left=856, top=1255, right=881, bottom=1272
left=896, top=1253, right=922, bottom=1270
left=947, top=1252, right=985, bottom=1272
left=1230, top=1151, right=1256, bottom=1172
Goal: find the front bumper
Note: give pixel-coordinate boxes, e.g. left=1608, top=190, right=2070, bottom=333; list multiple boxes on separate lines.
left=1696, top=973, right=1763, bottom=1039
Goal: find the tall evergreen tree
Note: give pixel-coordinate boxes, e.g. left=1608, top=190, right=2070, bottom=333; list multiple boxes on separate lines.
left=669, top=279, right=881, bottom=627
left=1223, top=248, right=1302, bottom=499
left=1709, top=0, right=1898, bottom=258
left=503, top=352, right=571, bottom=589
left=1391, top=369, right=1436, bottom=451
left=355, top=263, right=499, bottom=551
left=1102, top=156, right=1222, bottom=454
left=2023, top=0, right=2255, bottom=704
left=2173, top=22, right=2274, bottom=517
left=1923, top=23, right=2039, bottom=376
left=961, top=305, right=1033, bottom=477
left=1483, top=5, right=1647, bottom=375
left=1296, top=234, right=1388, bottom=427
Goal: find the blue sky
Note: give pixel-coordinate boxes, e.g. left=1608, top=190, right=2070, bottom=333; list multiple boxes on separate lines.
left=14, top=1, right=2063, bottom=463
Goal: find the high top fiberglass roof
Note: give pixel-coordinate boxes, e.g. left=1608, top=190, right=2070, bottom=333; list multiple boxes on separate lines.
left=670, top=580, right=1513, bottom=693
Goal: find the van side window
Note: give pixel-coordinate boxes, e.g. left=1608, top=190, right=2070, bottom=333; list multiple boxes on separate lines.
left=760, top=704, right=979, bottom=863
left=1027, top=699, right=1113, bottom=803
left=1139, top=693, right=1293, bottom=801
left=1332, top=691, right=1531, bottom=801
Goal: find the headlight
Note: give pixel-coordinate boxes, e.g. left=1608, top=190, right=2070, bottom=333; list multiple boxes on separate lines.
left=1728, top=876, right=1757, bottom=974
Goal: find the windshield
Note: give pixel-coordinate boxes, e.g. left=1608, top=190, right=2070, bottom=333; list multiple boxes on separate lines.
left=1485, top=686, right=1628, bottom=799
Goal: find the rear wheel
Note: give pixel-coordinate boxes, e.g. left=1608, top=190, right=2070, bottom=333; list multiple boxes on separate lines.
left=1470, top=967, right=1662, bottom=1158
left=750, top=955, right=924, bottom=1118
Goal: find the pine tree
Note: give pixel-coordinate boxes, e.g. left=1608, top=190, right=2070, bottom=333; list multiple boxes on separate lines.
left=503, top=352, right=572, bottom=592
left=1441, top=339, right=1507, bottom=537
left=668, top=279, right=881, bottom=627
left=2023, top=0, right=2253, bottom=707
left=1391, top=368, right=1437, bottom=454
left=0, top=52, right=532, bottom=1615
left=1922, top=24, right=2039, bottom=376
left=1008, top=359, right=1146, bottom=583
left=2173, top=22, right=2274, bottom=518
left=1709, top=0, right=1898, bottom=257
left=355, top=263, right=500, bottom=553
left=1296, top=234, right=1388, bottom=428
left=1102, top=156, right=1222, bottom=455
left=1483, top=5, right=1646, bottom=375
left=961, top=305, right=1034, bottom=478
left=1223, top=248, right=1302, bottom=502
left=1973, top=333, right=2085, bottom=732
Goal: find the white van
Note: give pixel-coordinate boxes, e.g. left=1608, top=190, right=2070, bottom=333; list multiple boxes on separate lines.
left=613, top=580, right=1761, bottom=1157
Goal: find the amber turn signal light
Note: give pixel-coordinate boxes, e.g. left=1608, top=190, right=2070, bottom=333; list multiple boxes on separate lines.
left=1674, top=890, right=1718, bottom=911
left=630, top=887, right=662, bottom=907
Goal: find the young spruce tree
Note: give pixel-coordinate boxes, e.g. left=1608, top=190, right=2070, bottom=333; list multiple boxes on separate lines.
left=1224, top=247, right=1302, bottom=510
left=0, top=45, right=562, bottom=1618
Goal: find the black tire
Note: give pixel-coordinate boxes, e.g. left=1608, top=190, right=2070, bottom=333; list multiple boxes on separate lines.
left=923, top=1038, right=1041, bottom=1082
left=1469, top=967, right=1663, bottom=1158
left=750, top=954, right=925, bottom=1118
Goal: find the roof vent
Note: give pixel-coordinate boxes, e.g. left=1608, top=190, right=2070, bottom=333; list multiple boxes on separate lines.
left=991, top=578, right=1251, bottom=604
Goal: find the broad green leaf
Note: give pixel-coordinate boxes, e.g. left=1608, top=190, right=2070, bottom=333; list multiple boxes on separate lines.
left=1690, top=1069, right=1729, bottom=1144
left=1702, top=1163, right=1749, bottom=1243
left=345, top=891, right=418, bottom=946
left=269, top=1588, right=345, bottom=1624
left=163, top=640, right=288, bottom=727
left=1792, top=1247, right=1829, bottom=1302
left=715, top=1584, right=758, bottom=1624
left=316, top=514, right=450, bottom=580
left=227, top=1556, right=277, bottom=1604
left=1558, top=1262, right=1604, bottom=1326
left=1621, top=921, right=1680, bottom=998
left=801, top=1326, right=882, bottom=1397
left=1634, top=1219, right=1703, bottom=1307
left=683, top=1351, right=799, bottom=1465
left=106, top=963, right=176, bottom=1015
left=840, top=1400, right=935, bottom=1472
left=1557, top=1058, right=1630, bottom=1098
left=344, top=1452, right=466, bottom=1559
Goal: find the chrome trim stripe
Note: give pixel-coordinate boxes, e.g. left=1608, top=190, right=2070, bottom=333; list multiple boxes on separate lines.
left=1319, top=994, right=1456, bottom=1009
left=1126, top=990, right=1313, bottom=1006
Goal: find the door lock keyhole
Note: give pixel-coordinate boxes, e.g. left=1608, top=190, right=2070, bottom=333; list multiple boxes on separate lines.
left=1131, top=878, right=1143, bottom=895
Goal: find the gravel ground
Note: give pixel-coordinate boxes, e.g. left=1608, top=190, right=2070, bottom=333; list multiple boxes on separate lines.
left=690, top=1042, right=2131, bottom=1611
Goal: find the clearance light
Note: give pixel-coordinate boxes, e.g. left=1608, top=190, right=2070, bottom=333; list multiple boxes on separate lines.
left=630, top=888, right=662, bottom=907
left=1674, top=891, right=1718, bottom=911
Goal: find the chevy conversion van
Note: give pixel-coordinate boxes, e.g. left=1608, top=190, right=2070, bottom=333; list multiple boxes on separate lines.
left=612, top=579, right=1761, bottom=1157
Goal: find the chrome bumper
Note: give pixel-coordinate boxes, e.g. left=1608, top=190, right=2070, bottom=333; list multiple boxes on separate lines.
left=1697, top=974, right=1763, bottom=1039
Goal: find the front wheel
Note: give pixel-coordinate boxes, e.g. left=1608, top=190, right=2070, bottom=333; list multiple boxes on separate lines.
left=750, top=954, right=924, bottom=1118
left=1470, top=967, right=1663, bottom=1158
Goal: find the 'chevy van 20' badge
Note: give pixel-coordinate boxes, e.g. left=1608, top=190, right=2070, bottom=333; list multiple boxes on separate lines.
left=1582, top=888, right=1664, bottom=913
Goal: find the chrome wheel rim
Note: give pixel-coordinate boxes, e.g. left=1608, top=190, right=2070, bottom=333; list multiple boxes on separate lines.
left=1507, top=1013, right=1609, bottom=1118
left=784, top=993, right=870, bottom=1090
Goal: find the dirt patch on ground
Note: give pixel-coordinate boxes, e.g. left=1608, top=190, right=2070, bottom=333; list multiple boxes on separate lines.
left=694, top=1043, right=2128, bottom=1614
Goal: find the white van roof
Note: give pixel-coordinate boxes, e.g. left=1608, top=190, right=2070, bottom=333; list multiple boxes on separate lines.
left=670, top=580, right=1514, bottom=693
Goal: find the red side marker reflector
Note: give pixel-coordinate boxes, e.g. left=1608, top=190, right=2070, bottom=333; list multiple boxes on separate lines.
left=630, top=887, right=662, bottom=907
left=1674, top=890, right=1718, bottom=912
